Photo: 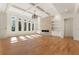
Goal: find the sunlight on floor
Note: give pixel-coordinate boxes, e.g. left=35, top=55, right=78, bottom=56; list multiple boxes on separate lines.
left=26, top=35, right=34, bottom=39
left=19, top=36, right=27, bottom=41
left=34, top=34, right=42, bottom=37
left=30, top=35, right=37, bottom=37
left=36, top=34, right=42, bottom=37
left=10, top=34, right=42, bottom=43
left=10, top=37, right=18, bottom=43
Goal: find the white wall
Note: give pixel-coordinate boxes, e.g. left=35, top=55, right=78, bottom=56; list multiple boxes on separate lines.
left=0, top=11, right=7, bottom=38
left=73, top=14, right=79, bottom=40
left=52, top=15, right=64, bottom=38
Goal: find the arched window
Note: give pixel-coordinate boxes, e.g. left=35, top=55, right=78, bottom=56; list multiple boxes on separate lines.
left=11, top=17, right=16, bottom=31
left=18, top=18, right=22, bottom=31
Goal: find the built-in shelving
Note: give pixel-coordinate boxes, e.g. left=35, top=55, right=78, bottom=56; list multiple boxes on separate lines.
left=51, top=19, right=64, bottom=38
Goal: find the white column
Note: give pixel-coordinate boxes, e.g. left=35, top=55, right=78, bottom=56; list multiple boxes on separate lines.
left=37, top=17, right=41, bottom=34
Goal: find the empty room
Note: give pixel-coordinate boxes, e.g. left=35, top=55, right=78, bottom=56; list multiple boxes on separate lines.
left=0, top=3, right=79, bottom=55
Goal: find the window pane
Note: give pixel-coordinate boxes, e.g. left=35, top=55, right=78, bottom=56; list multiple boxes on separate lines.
left=24, top=22, right=27, bottom=31
left=18, top=21, right=22, bottom=31
left=12, top=21, right=15, bottom=31
left=28, top=23, right=31, bottom=31
left=11, top=17, right=16, bottom=31
left=32, top=23, right=34, bottom=31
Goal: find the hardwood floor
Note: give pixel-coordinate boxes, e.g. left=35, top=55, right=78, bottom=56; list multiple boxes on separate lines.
left=0, top=34, right=79, bottom=55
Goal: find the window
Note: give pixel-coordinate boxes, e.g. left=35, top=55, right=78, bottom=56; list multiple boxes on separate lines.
left=18, top=18, right=22, bottom=31
left=28, top=23, right=31, bottom=31
left=24, top=22, right=27, bottom=31
left=11, top=17, right=16, bottom=31
left=32, top=23, right=34, bottom=31
left=18, top=21, right=22, bottom=31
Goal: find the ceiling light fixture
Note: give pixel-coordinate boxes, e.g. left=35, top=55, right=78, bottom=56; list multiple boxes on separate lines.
left=32, top=10, right=38, bottom=19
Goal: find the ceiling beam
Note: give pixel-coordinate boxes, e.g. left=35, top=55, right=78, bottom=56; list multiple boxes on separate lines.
left=30, top=3, right=50, bottom=16
left=36, top=6, right=50, bottom=15
left=11, top=5, right=33, bottom=14
left=12, top=4, right=43, bottom=17
left=25, top=3, right=39, bottom=11
left=7, top=3, right=49, bottom=18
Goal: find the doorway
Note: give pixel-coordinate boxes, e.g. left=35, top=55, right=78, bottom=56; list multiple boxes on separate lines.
left=64, top=18, right=73, bottom=38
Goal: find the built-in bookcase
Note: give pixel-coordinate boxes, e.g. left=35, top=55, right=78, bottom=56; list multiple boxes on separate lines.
left=51, top=19, right=64, bottom=38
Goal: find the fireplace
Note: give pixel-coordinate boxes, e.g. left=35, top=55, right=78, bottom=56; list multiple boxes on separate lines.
left=41, top=30, right=49, bottom=32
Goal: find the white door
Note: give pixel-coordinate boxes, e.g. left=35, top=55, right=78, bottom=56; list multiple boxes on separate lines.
left=64, top=18, right=73, bottom=37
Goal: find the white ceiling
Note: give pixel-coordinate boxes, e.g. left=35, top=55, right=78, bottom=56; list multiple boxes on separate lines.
left=0, top=3, right=7, bottom=12
left=53, top=3, right=76, bottom=18
left=0, top=3, right=79, bottom=18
